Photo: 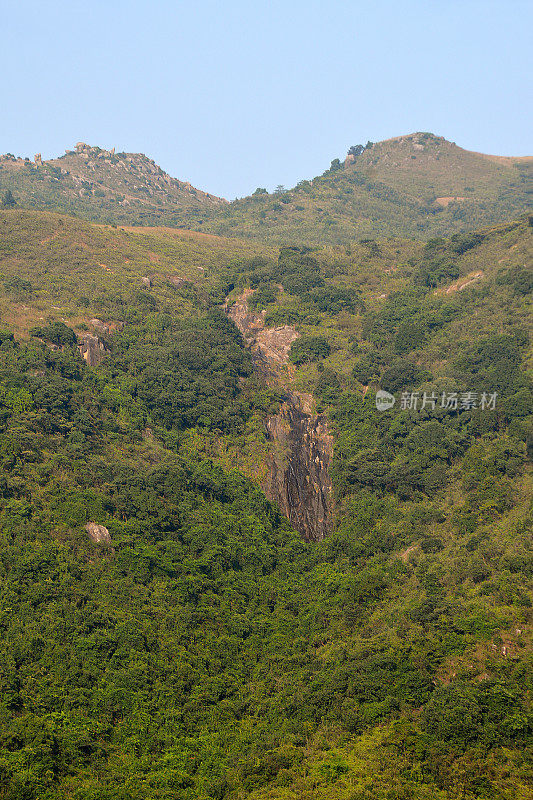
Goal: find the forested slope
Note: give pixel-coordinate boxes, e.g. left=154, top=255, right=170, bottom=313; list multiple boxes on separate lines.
left=0, top=209, right=531, bottom=799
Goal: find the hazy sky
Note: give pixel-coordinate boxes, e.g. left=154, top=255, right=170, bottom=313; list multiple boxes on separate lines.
left=4, top=0, right=532, bottom=199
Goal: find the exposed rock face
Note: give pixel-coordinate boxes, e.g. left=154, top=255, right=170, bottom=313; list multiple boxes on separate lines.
left=226, top=291, right=334, bottom=541
left=264, top=391, right=333, bottom=541
left=227, top=289, right=299, bottom=368
left=85, top=523, right=111, bottom=544
left=78, top=333, right=106, bottom=366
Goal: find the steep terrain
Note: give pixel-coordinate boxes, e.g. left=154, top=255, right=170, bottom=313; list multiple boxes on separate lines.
left=264, top=391, right=333, bottom=540
left=0, top=208, right=531, bottom=799
left=227, top=290, right=334, bottom=541
left=0, top=142, right=225, bottom=225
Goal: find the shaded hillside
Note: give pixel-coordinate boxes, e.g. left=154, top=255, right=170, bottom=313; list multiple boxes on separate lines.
left=187, top=133, right=533, bottom=244
left=0, top=209, right=531, bottom=799
left=0, top=142, right=226, bottom=226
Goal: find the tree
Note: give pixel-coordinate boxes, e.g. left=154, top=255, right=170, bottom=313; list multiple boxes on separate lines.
left=289, top=335, right=331, bottom=364
left=30, top=321, right=77, bottom=347
left=1, top=189, right=16, bottom=208
left=348, top=145, right=364, bottom=157
left=4, top=275, right=32, bottom=300
left=380, top=360, right=428, bottom=393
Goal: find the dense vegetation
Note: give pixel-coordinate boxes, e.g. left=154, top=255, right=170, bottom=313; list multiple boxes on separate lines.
left=0, top=208, right=531, bottom=799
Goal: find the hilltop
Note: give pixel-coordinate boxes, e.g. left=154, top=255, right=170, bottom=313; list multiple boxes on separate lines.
left=1, top=133, right=531, bottom=240
left=190, top=133, right=533, bottom=243
left=0, top=142, right=226, bottom=225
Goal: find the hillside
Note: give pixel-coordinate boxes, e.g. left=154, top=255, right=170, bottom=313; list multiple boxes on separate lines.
left=1, top=134, right=531, bottom=242
left=0, top=208, right=531, bottom=799
left=189, top=133, right=533, bottom=244
left=0, top=142, right=226, bottom=226
left=0, top=208, right=270, bottom=335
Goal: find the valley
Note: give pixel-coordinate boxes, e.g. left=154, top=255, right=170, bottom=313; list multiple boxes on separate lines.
left=0, top=186, right=530, bottom=800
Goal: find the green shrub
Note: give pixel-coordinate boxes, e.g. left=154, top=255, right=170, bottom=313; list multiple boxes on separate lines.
left=289, top=335, right=331, bottom=364
left=30, top=321, right=77, bottom=347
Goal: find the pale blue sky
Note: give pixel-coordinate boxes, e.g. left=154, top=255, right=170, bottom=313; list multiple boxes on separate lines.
left=4, top=0, right=532, bottom=199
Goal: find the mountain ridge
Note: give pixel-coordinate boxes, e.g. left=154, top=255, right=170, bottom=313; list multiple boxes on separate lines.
left=0, top=141, right=226, bottom=226
left=193, top=132, right=532, bottom=244
left=1, top=133, right=531, bottom=239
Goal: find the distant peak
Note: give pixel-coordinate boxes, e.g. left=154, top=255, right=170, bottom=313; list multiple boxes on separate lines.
left=379, top=132, right=447, bottom=145
left=344, top=133, right=450, bottom=165
left=74, top=142, right=116, bottom=156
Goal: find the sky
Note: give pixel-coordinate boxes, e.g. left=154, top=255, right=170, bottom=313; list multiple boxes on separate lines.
left=3, top=0, right=532, bottom=199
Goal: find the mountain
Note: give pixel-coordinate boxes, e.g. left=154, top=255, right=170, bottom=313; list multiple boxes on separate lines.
left=2, top=134, right=531, bottom=241
left=0, top=142, right=226, bottom=225
left=0, top=206, right=531, bottom=799
left=189, top=132, right=533, bottom=243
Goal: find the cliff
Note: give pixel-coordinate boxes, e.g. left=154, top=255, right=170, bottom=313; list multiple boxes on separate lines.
left=227, top=290, right=334, bottom=541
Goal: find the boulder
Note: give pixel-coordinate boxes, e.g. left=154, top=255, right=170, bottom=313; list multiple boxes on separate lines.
left=78, top=333, right=106, bottom=366
left=169, top=276, right=187, bottom=289
left=89, top=318, right=123, bottom=334
left=85, top=523, right=111, bottom=545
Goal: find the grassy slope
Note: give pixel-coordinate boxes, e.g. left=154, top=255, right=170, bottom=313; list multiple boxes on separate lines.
left=0, top=210, right=531, bottom=799
left=354, top=134, right=531, bottom=198
left=0, top=209, right=271, bottom=336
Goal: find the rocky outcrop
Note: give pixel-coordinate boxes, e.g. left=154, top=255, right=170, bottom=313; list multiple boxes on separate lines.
left=226, top=291, right=334, bottom=541
left=264, top=391, right=333, bottom=541
left=85, top=522, right=111, bottom=544
left=226, top=289, right=299, bottom=369
left=89, top=318, right=123, bottom=335
left=78, top=333, right=106, bottom=366
left=169, top=276, right=188, bottom=289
